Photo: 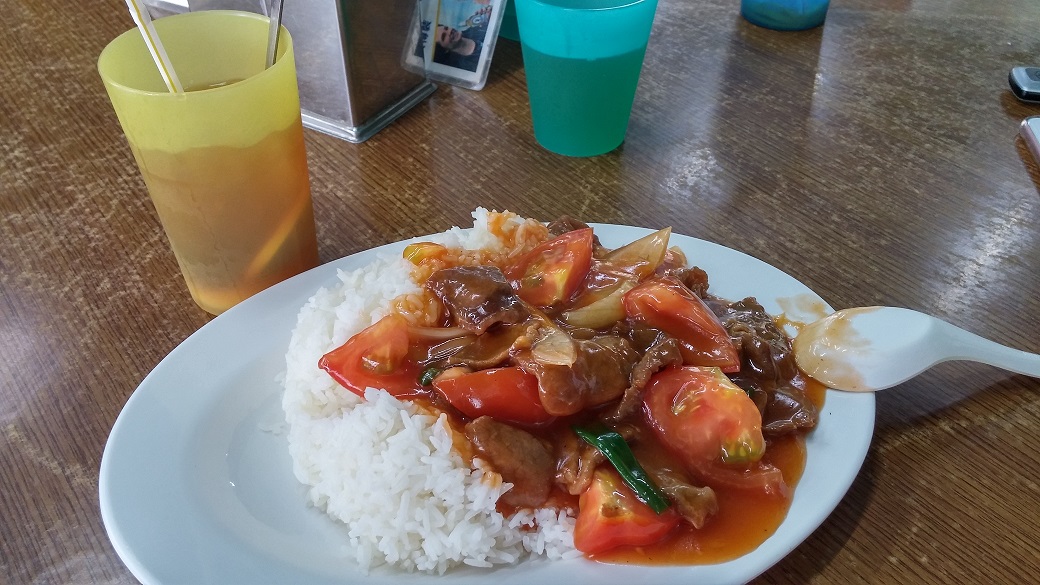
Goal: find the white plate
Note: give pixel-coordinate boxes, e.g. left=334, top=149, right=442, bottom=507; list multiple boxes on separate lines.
left=100, top=224, right=874, bottom=585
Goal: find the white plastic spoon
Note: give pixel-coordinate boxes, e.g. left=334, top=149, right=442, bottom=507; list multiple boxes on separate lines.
left=792, top=306, right=1040, bottom=392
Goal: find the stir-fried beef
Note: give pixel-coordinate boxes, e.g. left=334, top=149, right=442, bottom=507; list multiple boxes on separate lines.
left=546, top=216, right=608, bottom=257
left=763, top=385, right=819, bottom=434
left=519, top=333, right=640, bottom=416
left=669, top=266, right=711, bottom=299
left=547, top=216, right=593, bottom=237
left=553, top=430, right=602, bottom=496
left=714, top=297, right=819, bottom=434
left=644, top=466, right=718, bottom=529
left=445, top=323, right=535, bottom=370
left=727, top=298, right=799, bottom=384
left=604, top=331, right=683, bottom=423
left=426, top=266, right=528, bottom=334
left=554, top=424, right=641, bottom=496
left=464, top=416, right=554, bottom=508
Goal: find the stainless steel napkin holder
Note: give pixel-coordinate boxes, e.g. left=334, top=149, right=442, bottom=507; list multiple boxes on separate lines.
left=185, top=0, right=435, bottom=143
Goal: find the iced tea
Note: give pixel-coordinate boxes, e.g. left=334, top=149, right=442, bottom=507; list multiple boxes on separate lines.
left=131, top=119, right=318, bottom=314
left=99, top=11, right=319, bottom=315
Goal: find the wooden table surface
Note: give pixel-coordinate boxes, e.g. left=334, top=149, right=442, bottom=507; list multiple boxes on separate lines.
left=3, top=0, right=1038, bottom=583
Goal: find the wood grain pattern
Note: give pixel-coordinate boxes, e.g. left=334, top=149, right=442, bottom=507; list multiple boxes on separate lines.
left=1, top=0, right=1038, bottom=582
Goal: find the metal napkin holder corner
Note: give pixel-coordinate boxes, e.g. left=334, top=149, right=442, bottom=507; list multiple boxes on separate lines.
left=185, top=0, right=435, bottom=143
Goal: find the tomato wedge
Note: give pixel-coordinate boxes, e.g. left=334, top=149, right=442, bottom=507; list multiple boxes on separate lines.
left=643, top=366, right=785, bottom=496
left=643, top=366, right=765, bottom=464
left=505, top=228, right=594, bottom=307
left=432, top=366, right=555, bottom=425
left=318, top=314, right=421, bottom=398
left=623, top=276, right=740, bottom=373
left=574, top=468, right=680, bottom=555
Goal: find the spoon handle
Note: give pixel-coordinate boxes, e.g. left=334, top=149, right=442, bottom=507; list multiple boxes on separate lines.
left=938, top=320, right=1040, bottom=378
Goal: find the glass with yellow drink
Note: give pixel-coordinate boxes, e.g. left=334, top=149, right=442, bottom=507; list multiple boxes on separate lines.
left=98, top=10, right=319, bottom=315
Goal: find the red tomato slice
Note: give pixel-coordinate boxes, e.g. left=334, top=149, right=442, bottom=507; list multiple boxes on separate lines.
left=574, top=468, right=680, bottom=555
left=643, top=366, right=785, bottom=495
left=623, top=276, right=740, bottom=373
left=318, top=314, right=421, bottom=398
left=505, top=228, right=594, bottom=307
left=432, top=367, right=555, bottom=425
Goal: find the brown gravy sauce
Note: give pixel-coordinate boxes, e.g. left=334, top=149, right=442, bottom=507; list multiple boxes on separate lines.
left=413, top=285, right=830, bottom=564
left=595, top=373, right=825, bottom=565
left=429, top=366, right=827, bottom=565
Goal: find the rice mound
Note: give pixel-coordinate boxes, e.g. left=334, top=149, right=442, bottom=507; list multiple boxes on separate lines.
left=283, top=209, right=578, bottom=574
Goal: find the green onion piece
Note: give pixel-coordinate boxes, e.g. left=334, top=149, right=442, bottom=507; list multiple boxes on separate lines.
left=573, top=423, right=671, bottom=514
left=418, top=366, right=441, bottom=386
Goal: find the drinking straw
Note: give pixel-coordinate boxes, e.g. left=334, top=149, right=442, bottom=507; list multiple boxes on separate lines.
left=123, top=0, right=183, bottom=93
left=265, top=0, right=285, bottom=69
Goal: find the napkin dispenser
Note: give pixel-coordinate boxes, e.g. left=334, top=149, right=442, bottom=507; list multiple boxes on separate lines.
left=186, top=0, right=435, bottom=142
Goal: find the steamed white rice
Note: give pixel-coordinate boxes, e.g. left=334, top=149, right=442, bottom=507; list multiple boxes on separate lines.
left=282, top=209, right=578, bottom=574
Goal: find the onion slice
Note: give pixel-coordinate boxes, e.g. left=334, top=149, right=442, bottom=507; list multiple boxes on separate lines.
left=531, top=329, right=578, bottom=366
left=407, top=325, right=472, bottom=341
left=560, top=280, right=637, bottom=329
left=603, top=227, right=671, bottom=279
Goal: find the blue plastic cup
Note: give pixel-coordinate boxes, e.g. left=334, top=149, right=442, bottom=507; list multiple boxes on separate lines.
left=514, top=0, right=660, bottom=157
left=741, top=0, right=830, bottom=31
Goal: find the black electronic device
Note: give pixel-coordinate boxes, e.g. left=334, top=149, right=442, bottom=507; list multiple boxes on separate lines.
left=1009, top=66, right=1040, bottom=103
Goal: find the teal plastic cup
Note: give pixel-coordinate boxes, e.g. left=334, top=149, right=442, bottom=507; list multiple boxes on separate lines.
left=741, top=0, right=830, bottom=31
left=499, top=0, right=519, bottom=41
left=515, top=0, right=660, bottom=157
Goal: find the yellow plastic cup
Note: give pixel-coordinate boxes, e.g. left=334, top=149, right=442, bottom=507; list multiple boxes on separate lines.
left=98, top=10, right=319, bottom=315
